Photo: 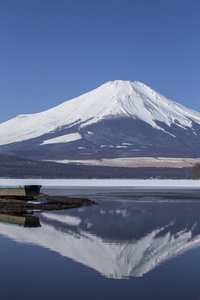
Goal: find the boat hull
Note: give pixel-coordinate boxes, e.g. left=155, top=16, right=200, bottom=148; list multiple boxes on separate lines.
left=0, top=185, right=41, bottom=197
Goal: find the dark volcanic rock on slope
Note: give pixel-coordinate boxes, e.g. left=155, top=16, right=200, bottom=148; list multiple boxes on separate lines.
left=1, top=118, right=200, bottom=161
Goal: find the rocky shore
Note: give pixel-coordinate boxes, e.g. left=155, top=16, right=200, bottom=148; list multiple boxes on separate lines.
left=0, top=194, right=97, bottom=227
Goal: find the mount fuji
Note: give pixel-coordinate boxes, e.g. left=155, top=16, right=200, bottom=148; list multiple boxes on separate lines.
left=1, top=80, right=200, bottom=161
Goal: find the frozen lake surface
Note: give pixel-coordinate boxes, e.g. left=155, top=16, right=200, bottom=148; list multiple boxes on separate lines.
left=1, top=178, right=200, bottom=188
left=0, top=181, right=200, bottom=299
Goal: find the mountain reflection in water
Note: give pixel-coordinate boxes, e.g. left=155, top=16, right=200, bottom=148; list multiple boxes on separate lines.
left=0, top=197, right=200, bottom=279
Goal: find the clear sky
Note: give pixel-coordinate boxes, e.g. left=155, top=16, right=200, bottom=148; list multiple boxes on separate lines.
left=0, top=0, right=199, bottom=123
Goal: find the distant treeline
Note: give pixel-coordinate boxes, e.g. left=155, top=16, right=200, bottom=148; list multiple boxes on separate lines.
left=0, top=153, right=194, bottom=179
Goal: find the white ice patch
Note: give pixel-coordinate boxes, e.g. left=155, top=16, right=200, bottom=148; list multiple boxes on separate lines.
left=1, top=178, right=200, bottom=188
left=41, top=133, right=82, bottom=145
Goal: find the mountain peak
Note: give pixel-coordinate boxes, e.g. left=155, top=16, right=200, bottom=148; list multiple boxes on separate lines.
left=97, top=79, right=134, bottom=92
left=0, top=80, right=200, bottom=150
left=99, top=80, right=161, bottom=101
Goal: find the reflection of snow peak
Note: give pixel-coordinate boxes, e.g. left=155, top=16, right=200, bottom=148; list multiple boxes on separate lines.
left=41, top=213, right=81, bottom=226
left=0, top=219, right=200, bottom=279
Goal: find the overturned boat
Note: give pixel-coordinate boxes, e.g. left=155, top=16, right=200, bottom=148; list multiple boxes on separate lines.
left=0, top=185, right=41, bottom=198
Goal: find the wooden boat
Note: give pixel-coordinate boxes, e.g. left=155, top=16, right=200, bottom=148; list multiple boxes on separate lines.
left=0, top=185, right=41, bottom=197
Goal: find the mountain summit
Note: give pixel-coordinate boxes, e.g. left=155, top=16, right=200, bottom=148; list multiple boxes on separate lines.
left=1, top=80, right=200, bottom=160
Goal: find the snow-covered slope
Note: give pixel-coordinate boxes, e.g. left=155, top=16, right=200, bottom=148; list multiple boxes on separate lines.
left=1, top=80, right=200, bottom=160
left=0, top=80, right=200, bottom=146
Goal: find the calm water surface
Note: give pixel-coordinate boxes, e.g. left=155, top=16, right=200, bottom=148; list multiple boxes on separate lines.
left=0, top=187, right=200, bottom=300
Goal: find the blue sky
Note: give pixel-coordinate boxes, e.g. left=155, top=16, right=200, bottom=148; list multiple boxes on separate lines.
left=0, top=0, right=199, bottom=122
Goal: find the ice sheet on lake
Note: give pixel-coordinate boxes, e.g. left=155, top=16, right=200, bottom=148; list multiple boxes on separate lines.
left=0, top=179, right=200, bottom=189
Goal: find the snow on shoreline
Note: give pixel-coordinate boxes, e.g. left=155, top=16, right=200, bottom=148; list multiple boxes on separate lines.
left=0, top=178, right=200, bottom=188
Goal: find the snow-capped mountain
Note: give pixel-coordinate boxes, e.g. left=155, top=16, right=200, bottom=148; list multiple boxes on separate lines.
left=1, top=80, right=200, bottom=160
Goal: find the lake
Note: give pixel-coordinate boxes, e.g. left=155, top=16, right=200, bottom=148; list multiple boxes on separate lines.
left=0, top=183, right=200, bottom=300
